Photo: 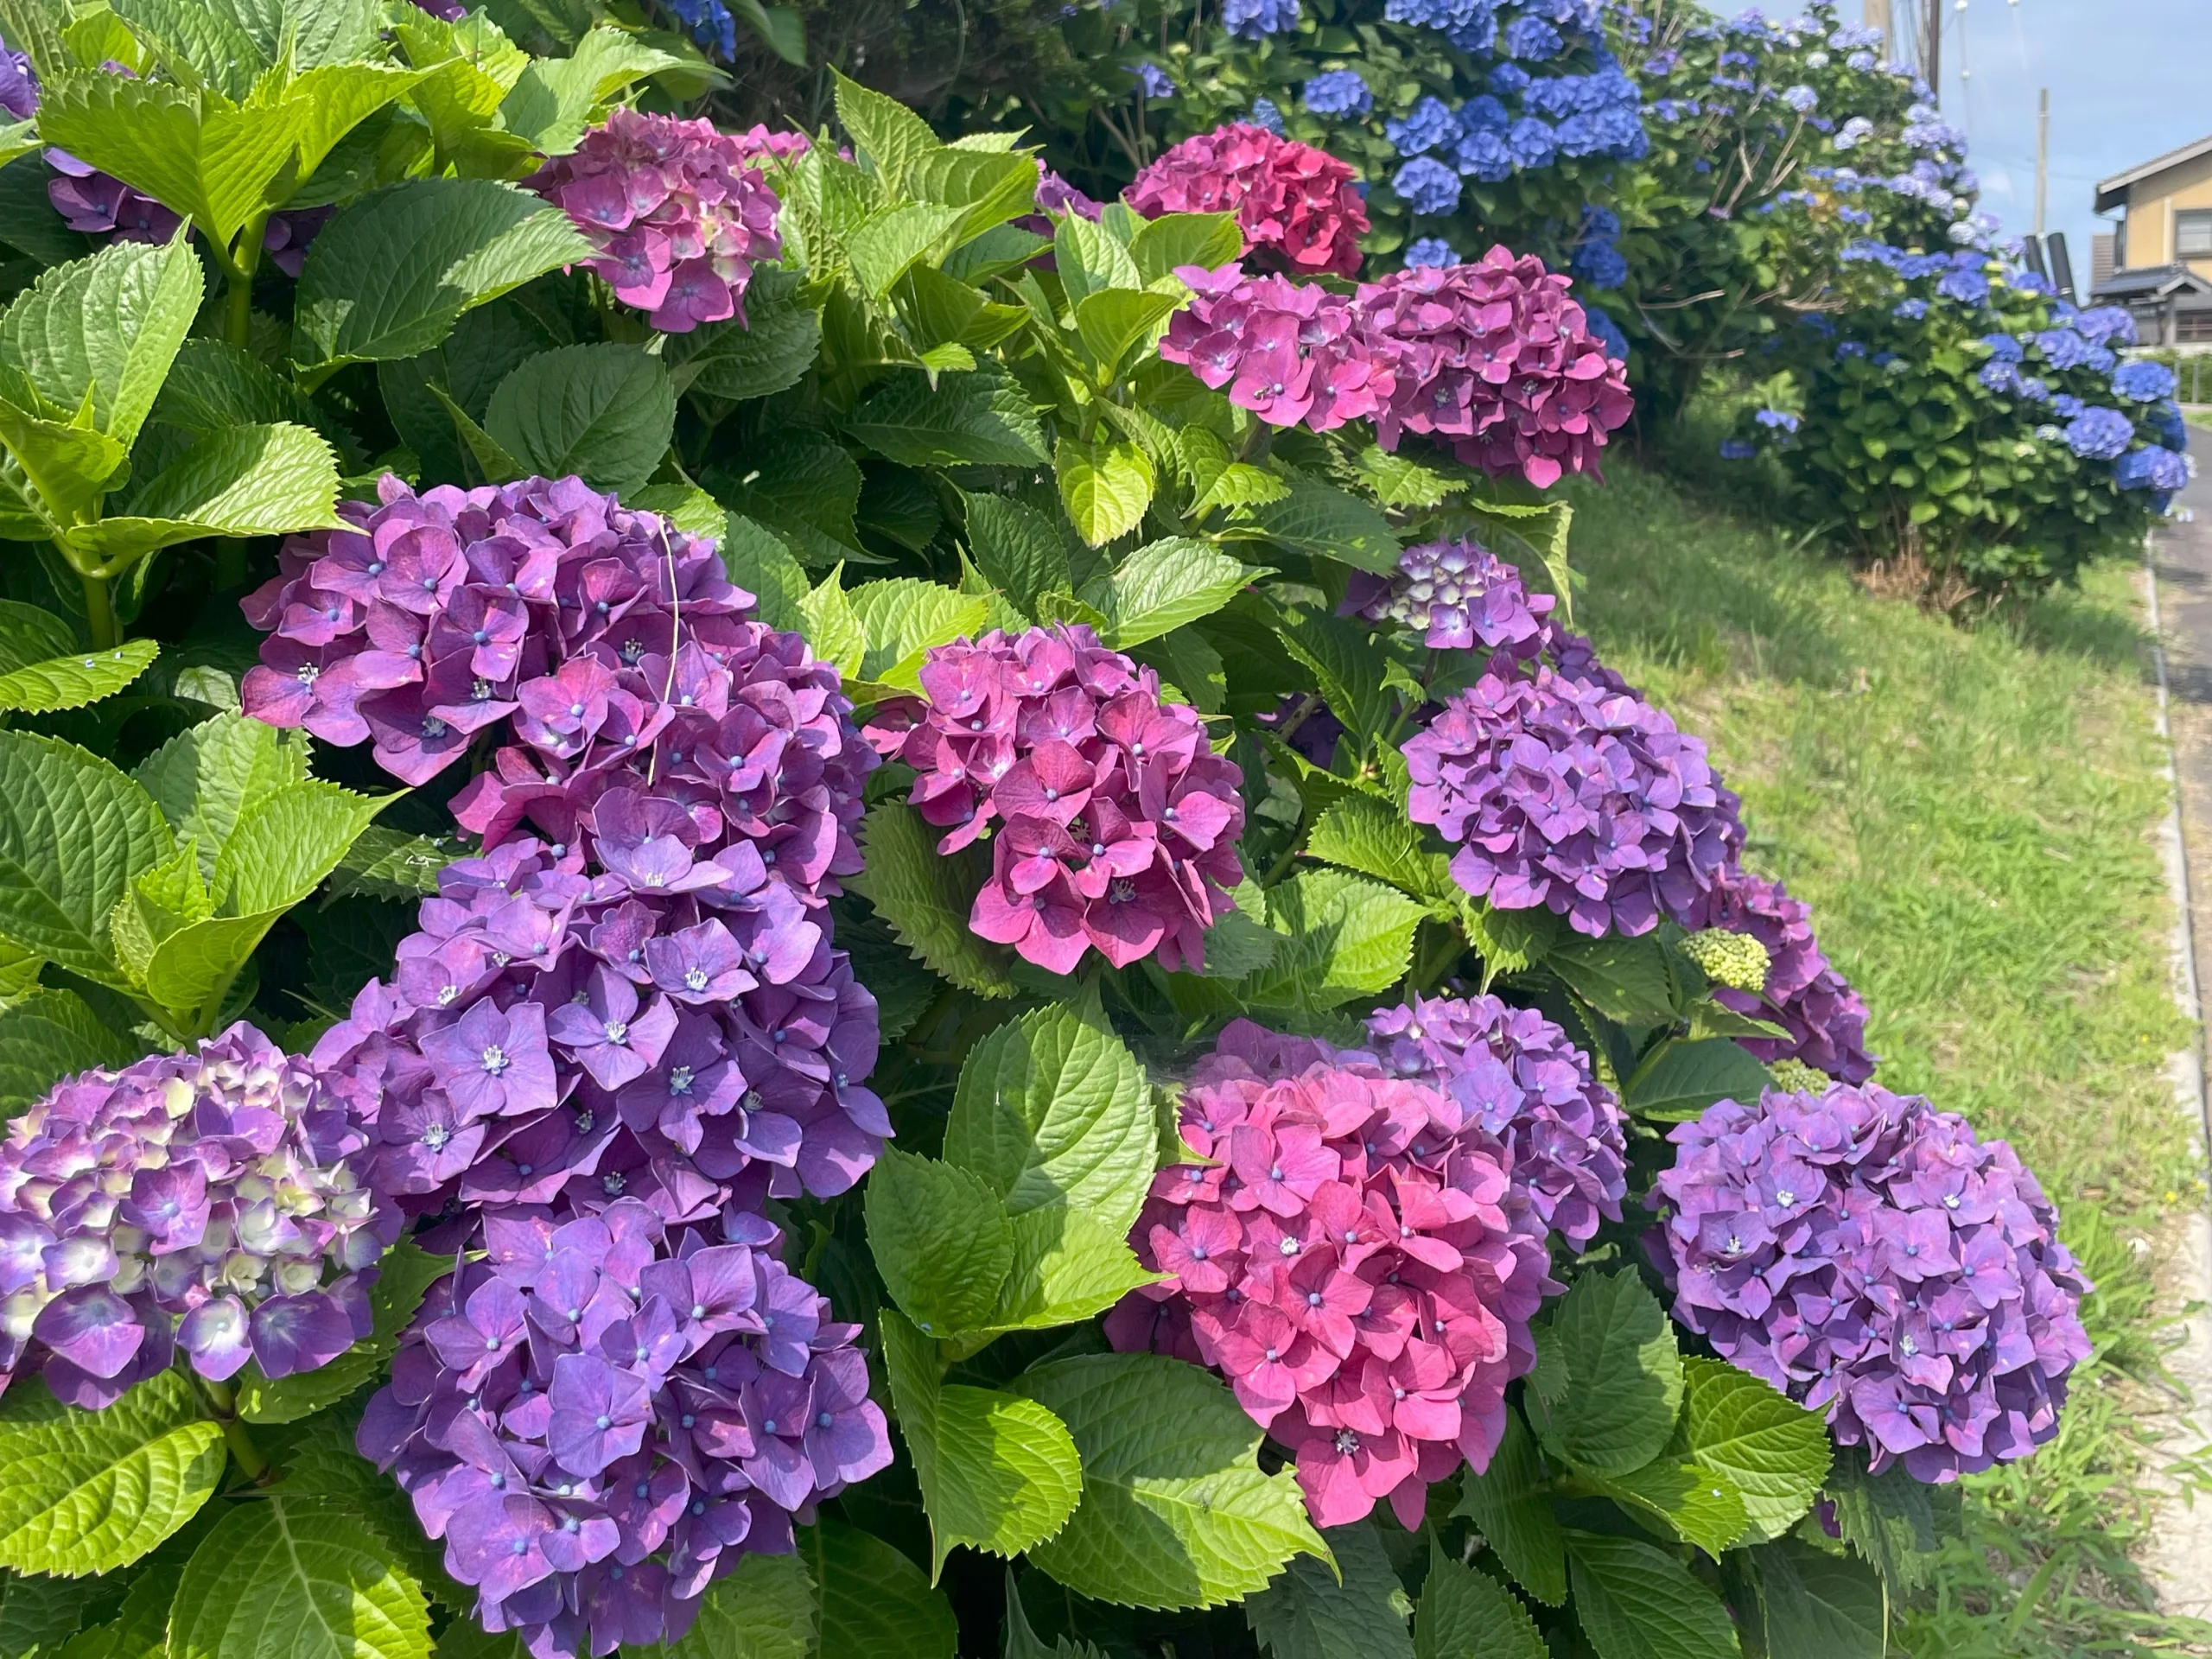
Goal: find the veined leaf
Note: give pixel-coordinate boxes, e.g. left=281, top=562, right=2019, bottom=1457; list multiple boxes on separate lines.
left=1053, top=213, right=1140, bottom=308
left=961, top=489, right=1071, bottom=618
left=1563, top=1532, right=1740, bottom=1659
left=498, top=24, right=686, bottom=156
left=800, top=1520, right=957, bottom=1659
left=1078, top=537, right=1255, bottom=648
left=169, top=1497, right=431, bottom=1659
left=849, top=802, right=1017, bottom=997
left=1527, top=1271, right=1683, bottom=1479
left=1305, top=792, right=1457, bottom=908
left=1234, top=473, right=1402, bottom=574
left=1414, top=1546, right=1544, bottom=1659
left=63, top=423, right=343, bottom=567
left=1056, top=437, right=1154, bottom=549
left=1589, top=1459, right=1747, bottom=1558
left=1752, top=1538, right=1885, bottom=1658
left=845, top=366, right=1049, bottom=469
left=483, top=343, right=675, bottom=498
left=1246, top=1521, right=1414, bottom=1659
left=663, top=266, right=820, bottom=402
left=1675, top=1357, right=1830, bottom=1546
left=0, top=232, right=200, bottom=448
left=863, top=1148, right=1014, bottom=1339
left=646, top=1550, right=815, bottom=1659
left=960, top=1206, right=1159, bottom=1343
left=0, top=639, right=156, bottom=714
left=236, top=1239, right=453, bottom=1425
left=1240, top=870, right=1427, bottom=1012
left=0, top=988, right=133, bottom=1116
left=0, top=732, right=172, bottom=985
left=830, top=68, right=938, bottom=190
left=1625, top=1039, right=1770, bottom=1123
left=847, top=579, right=988, bottom=692
left=1452, top=1407, right=1567, bottom=1606
left=133, top=714, right=308, bottom=884
left=1128, top=212, right=1243, bottom=284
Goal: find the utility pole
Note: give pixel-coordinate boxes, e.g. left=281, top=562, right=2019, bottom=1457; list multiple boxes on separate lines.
left=1922, top=1, right=1942, bottom=95
left=2035, top=87, right=2050, bottom=237
left=1866, top=0, right=1891, bottom=48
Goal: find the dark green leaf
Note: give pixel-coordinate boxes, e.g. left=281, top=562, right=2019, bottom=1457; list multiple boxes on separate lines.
left=1527, top=1270, right=1683, bottom=1478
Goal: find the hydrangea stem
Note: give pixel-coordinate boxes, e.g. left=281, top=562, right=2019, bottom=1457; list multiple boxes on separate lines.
left=193, top=1375, right=271, bottom=1483
left=223, top=215, right=270, bottom=352
left=79, top=570, right=118, bottom=650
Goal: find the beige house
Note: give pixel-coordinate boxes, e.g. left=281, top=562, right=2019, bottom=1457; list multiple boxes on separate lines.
left=2094, top=135, right=2212, bottom=343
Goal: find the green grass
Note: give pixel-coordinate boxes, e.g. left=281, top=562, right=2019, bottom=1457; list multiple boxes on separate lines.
left=1561, top=459, right=2210, bottom=1654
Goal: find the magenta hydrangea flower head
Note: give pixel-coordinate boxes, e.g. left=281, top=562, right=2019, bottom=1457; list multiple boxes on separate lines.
left=239, top=474, right=871, bottom=905
left=1354, top=249, right=1636, bottom=488
left=861, top=626, right=1247, bottom=976
left=359, top=1199, right=889, bottom=1658
left=1108, top=1024, right=1559, bottom=1529
left=1403, top=656, right=1745, bottom=938
left=1343, top=537, right=1554, bottom=652
left=1706, top=867, right=1878, bottom=1084
left=1125, top=124, right=1370, bottom=279
left=527, top=109, right=785, bottom=334
left=0, top=1023, right=395, bottom=1409
left=1362, top=994, right=1626, bottom=1249
left=1651, top=1083, right=2091, bottom=1483
left=1158, top=263, right=1395, bottom=432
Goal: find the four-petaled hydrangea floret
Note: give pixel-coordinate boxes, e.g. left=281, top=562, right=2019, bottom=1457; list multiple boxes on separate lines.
left=1354, top=249, right=1636, bottom=489
left=1126, top=124, right=1370, bottom=279
left=1362, top=995, right=1626, bottom=1248
left=359, top=1200, right=889, bottom=1659
left=1107, top=1028, right=1559, bottom=1529
left=1405, top=653, right=1745, bottom=938
left=1342, top=537, right=1554, bottom=652
left=1650, top=1084, right=2092, bottom=1483
left=308, top=822, right=890, bottom=1230
left=239, top=474, right=872, bottom=904
left=1159, top=263, right=1395, bottom=433
left=0, top=1023, right=396, bottom=1409
left=1679, top=928, right=1772, bottom=995
left=528, top=109, right=786, bottom=334
left=1705, top=867, right=1878, bottom=1083
left=861, top=626, right=1247, bottom=976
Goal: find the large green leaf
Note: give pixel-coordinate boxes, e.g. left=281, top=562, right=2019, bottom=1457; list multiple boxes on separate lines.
left=706, top=430, right=866, bottom=569
left=1079, top=537, right=1256, bottom=649
left=1527, top=1271, right=1683, bottom=1479
left=1052, top=214, right=1140, bottom=308
left=0, top=1371, right=224, bottom=1576
left=0, top=1570, right=105, bottom=1659
left=845, top=366, right=1049, bottom=468
left=1246, top=1521, right=1413, bottom=1659
left=1274, top=607, right=1393, bottom=756
left=648, top=1551, right=815, bottom=1659
left=719, top=514, right=810, bottom=632
left=965, top=1206, right=1158, bottom=1342
left=169, top=1497, right=431, bottom=1659
left=0, top=732, right=172, bottom=984
left=0, top=601, right=74, bottom=672
left=1821, top=1451, right=1952, bottom=1595
left=1241, top=871, right=1427, bottom=1012
left=961, top=489, right=1071, bottom=618
left=1056, top=437, right=1153, bottom=548
left=496, top=24, right=684, bottom=155
left=830, top=67, right=939, bottom=190
left=0, top=988, right=133, bottom=1115
left=1752, top=1539, right=1885, bottom=1658
left=286, top=61, right=432, bottom=181
left=880, top=1312, right=1083, bottom=1579
left=663, top=266, right=821, bottom=402
left=1588, top=1459, right=1746, bottom=1558
left=63, top=423, right=343, bottom=567
left=0, top=397, right=126, bottom=529
left=799, top=1520, right=957, bottom=1659
left=941, top=995, right=1154, bottom=1234
left=484, top=343, right=675, bottom=498
left=1128, top=212, right=1243, bottom=284
left=843, top=203, right=963, bottom=300
left=110, top=0, right=266, bottom=94
left=1452, top=1408, right=1566, bottom=1606
left=849, top=802, right=1017, bottom=997
left=294, top=179, right=594, bottom=367
left=1305, top=793, right=1457, bottom=909
left=1236, top=474, right=1402, bottom=574
left=1546, top=934, right=1676, bottom=1027
left=1562, top=1533, right=1740, bottom=1659
left=1014, top=1354, right=1327, bottom=1611
left=1414, top=1549, right=1545, bottom=1659
left=1624, top=1040, right=1771, bottom=1123
left=133, top=714, right=308, bottom=883
left=1675, top=1357, right=1830, bottom=1545
left=0, top=638, right=156, bottom=715
left=863, top=1148, right=1014, bottom=1338
left=0, top=233, right=200, bottom=448
left=846, top=579, right=988, bottom=691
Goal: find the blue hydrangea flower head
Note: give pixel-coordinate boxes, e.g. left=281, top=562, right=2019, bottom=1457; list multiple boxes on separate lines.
left=1505, top=116, right=1558, bottom=170
left=1394, top=156, right=1464, bottom=216
left=1224, top=0, right=1300, bottom=37
left=1404, top=236, right=1461, bottom=268
left=2065, top=406, right=2135, bottom=461
left=1781, top=83, right=1818, bottom=112
left=1892, top=298, right=1928, bottom=321
left=1489, top=61, right=1531, bottom=96
left=1569, top=239, right=1627, bottom=289
left=1387, top=95, right=1458, bottom=156
left=1719, top=437, right=1758, bottom=461
left=1453, top=128, right=1514, bottom=181
left=1754, top=408, right=1801, bottom=433
left=659, top=0, right=736, bottom=55
left=1302, top=68, right=1372, bottom=118
left=1459, top=93, right=1511, bottom=134
left=1385, top=0, right=1497, bottom=51
left=1127, top=60, right=1176, bottom=99
left=2117, top=446, right=2191, bottom=497
left=1249, top=96, right=1286, bottom=135
left=1936, top=267, right=1990, bottom=305
left=2112, top=360, right=2178, bottom=403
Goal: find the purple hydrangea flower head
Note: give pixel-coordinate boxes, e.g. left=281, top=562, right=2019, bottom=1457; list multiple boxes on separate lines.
left=1705, top=867, right=1878, bottom=1082
left=1302, top=69, right=1371, bottom=118
left=2071, top=305, right=2138, bottom=346
left=1108, top=1031, right=1558, bottom=1529
left=862, top=626, right=1247, bottom=976
left=1362, top=995, right=1626, bottom=1246
left=1126, top=125, right=1369, bottom=278
left=1651, top=1083, right=2091, bottom=1482
left=1354, top=250, right=1637, bottom=489
left=362, top=1198, right=889, bottom=1657
left=0, top=40, right=36, bottom=119
left=1403, top=623, right=1745, bottom=937
left=1159, top=263, right=1395, bottom=432
left=527, top=110, right=785, bottom=334
left=0, top=1024, right=395, bottom=1408
left=1343, top=537, right=1554, bottom=652
left=2064, top=407, right=2134, bottom=461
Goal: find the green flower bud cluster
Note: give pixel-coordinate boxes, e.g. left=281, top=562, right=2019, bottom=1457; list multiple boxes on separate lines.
left=1680, top=928, right=1773, bottom=994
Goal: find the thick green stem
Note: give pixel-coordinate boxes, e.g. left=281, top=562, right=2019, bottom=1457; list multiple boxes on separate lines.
left=79, top=569, right=118, bottom=649
left=224, top=216, right=270, bottom=351
left=194, top=1376, right=270, bottom=1482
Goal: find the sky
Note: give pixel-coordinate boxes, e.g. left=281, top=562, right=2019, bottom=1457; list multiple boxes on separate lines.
left=1920, top=0, right=2212, bottom=282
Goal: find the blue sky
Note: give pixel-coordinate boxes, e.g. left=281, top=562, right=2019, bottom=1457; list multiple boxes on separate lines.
left=1929, top=0, right=2212, bottom=276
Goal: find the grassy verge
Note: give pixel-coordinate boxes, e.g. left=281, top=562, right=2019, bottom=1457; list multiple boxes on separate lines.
left=1562, top=459, right=2210, bottom=1654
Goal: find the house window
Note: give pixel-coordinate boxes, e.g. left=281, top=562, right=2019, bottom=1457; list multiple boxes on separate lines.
left=2179, top=209, right=2212, bottom=258
left=2177, top=310, right=2212, bottom=344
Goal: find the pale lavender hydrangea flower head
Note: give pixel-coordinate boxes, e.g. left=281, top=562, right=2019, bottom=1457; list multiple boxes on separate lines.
left=0, top=1023, right=395, bottom=1408
left=1343, top=537, right=1554, bottom=652
left=1652, top=1083, right=2090, bottom=1483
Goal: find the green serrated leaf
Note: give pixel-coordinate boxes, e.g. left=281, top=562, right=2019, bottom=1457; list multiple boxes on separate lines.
left=849, top=802, right=1016, bottom=998
left=1242, top=871, right=1426, bottom=1012
left=498, top=23, right=684, bottom=155
left=961, top=1206, right=1159, bottom=1344
left=800, top=1519, right=957, bottom=1659
left=1563, top=1531, right=1740, bottom=1659
left=865, top=1148, right=1015, bottom=1338
left=0, top=732, right=173, bottom=985
left=1236, top=474, right=1402, bottom=574
left=1546, top=933, right=1676, bottom=1027
left=1247, top=1520, right=1413, bottom=1659
left=1052, top=213, right=1141, bottom=309
left=848, top=579, right=988, bottom=690
left=1305, top=793, right=1456, bottom=906
left=0, top=639, right=156, bottom=715
left=830, top=67, right=939, bottom=188
left=169, top=1497, right=431, bottom=1659
left=1274, top=607, right=1392, bottom=753
left=0, top=232, right=200, bottom=449
left=1414, top=1545, right=1544, bottom=1659
left=1056, top=437, right=1153, bottom=549
left=1753, top=1537, right=1885, bottom=1658
left=1589, top=1459, right=1746, bottom=1558
left=1079, top=537, right=1256, bottom=649
left=133, top=715, right=308, bottom=884
left=0, top=989, right=131, bottom=1115
left=717, top=513, right=810, bottom=632
left=0, top=1371, right=224, bottom=1577
left=1624, top=1039, right=1771, bottom=1123
left=846, top=365, right=1049, bottom=469
left=0, top=1569, right=105, bottom=1659
left=1452, top=1406, right=1566, bottom=1606
left=63, top=423, right=344, bottom=568
left=326, top=826, right=456, bottom=903
left=484, top=342, right=675, bottom=498
left=215, top=779, right=392, bottom=914
left=880, top=1311, right=1084, bottom=1579
left=640, top=1550, right=813, bottom=1659
left=962, top=490, right=1072, bottom=617
left=1528, top=1270, right=1683, bottom=1479
left=1128, top=212, right=1243, bottom=285
left=845, top=203, right=963, bottom=298
left=663, top=266, right=820, bottom=402
left=1822, top=1449, right=1948, bottom=1596
left=1675, top=1357, right=1829, bottom=1545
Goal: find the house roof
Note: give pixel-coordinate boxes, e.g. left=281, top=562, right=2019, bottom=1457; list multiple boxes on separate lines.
left=2096, top=133, right=2212, bottom=213
left=2091, top=263, right=2212, bottom=303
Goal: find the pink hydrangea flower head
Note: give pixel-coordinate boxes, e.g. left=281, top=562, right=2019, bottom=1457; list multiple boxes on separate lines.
left=528, top=109, right=785, bottom=334
left=1126, top=124, right=1370, bottom=279
left=1651, top=1083, right=2090, bottom=1483
left=1706, top=868, right=1878, bottom=1083
left=1363, top=994, right=1626, bottom=1248
left=1109, top=1032, right=1560, bottom=1529
left=359, top=1198, right=889, bottom=1657
left=1343, top=537, right=1554, bottom=652
left=862, top=626, right=1247, bottom=976
left=1160, top=263, right=1395, bottom=432
left=1354, top=248, right=1635, bottom=487
left=0, top=1023, right=397, bottom=1408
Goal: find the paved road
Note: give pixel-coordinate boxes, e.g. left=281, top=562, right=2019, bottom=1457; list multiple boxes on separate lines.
left=2140, top=429, right=2212, bottom=1624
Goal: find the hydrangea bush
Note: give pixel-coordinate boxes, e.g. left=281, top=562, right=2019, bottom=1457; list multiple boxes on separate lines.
left=0, top=10, right=2099, bottom=1659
